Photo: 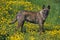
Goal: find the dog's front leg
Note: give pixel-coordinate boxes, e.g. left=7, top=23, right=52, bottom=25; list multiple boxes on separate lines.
left=38, top=19, right=44, bottom=34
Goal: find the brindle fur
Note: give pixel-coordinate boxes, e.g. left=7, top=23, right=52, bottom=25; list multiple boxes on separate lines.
left=9, top=5, right=50, bottom=33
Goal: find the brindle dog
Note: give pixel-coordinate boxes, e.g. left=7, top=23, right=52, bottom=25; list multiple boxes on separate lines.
left=9, top=5, right=50, bottom=34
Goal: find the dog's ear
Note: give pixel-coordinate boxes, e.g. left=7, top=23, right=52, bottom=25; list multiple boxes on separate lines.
left=42, top=5, right=45, bottom=9
left=47, top=5, right=50, bottom=9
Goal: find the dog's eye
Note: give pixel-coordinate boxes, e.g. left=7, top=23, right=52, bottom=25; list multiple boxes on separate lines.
left=44, top=10, right=46, bottom=11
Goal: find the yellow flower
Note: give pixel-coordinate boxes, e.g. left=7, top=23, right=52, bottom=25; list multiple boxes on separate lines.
left=44, top=23, right=50, bottom=26
left=1, top=20, right=3, bottom=23
left=51, top=31, right=56, bottom=36
left=9, top=33, right=24, bottom=40
left=59, top=16, right=60, bottom=18
left=10, top=7, right=12, bottom=10
left=20, top=1, right=25, bottom=5
left=1, top=17, right=4, bottom=20
left=0, top=26, right=7, bottom=35
left=29, top=36, right=35, bottom=40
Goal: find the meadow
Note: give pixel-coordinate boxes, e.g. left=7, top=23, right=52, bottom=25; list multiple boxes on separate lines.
left=0, top=0, right=60, bottom=40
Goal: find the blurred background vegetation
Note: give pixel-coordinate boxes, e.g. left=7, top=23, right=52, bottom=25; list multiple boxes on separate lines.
left=0, top=0, right=60, bottom=40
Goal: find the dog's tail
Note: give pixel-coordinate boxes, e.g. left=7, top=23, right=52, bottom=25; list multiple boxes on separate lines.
left=9, top=17, right=17, bottom=24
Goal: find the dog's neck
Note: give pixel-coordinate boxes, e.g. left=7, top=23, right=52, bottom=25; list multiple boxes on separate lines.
left=39, top=10, right=49, bottom=20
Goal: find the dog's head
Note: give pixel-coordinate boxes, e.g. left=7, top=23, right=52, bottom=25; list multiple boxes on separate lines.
left=42, top=5, right=50, bottom=14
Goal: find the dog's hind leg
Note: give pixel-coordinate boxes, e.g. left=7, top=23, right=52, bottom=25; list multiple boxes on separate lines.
left=16, top=14, right=25, bottom=32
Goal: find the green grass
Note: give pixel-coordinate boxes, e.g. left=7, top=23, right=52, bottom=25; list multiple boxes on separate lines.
left=0, top=0, right=60, bottom=40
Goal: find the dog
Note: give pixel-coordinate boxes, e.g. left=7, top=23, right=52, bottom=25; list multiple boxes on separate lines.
left=9, top=5, right=50, bottom=34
